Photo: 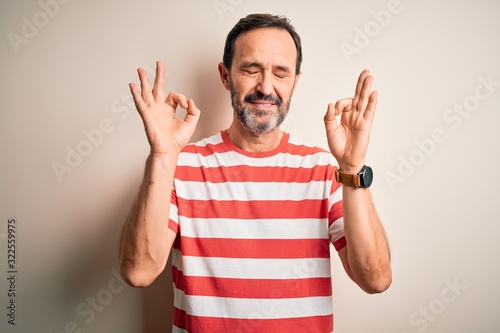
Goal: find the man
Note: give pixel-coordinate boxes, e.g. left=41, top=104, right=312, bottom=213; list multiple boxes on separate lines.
left=120, top=13, right=391, bottom=333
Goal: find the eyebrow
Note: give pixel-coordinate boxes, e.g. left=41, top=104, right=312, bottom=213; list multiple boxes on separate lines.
left=275, top=65, right=291, bottom=73
left=240, top=62, right=262, bottom=69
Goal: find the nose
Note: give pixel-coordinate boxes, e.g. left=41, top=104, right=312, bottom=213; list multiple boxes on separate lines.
left=256, top=71, right=274, bottom=96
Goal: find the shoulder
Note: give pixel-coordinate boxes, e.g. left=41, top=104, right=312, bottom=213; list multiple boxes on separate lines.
left=179, top=131, right=229, bottom=158
left=177, top=131, right=229, bottom=167
left=183, top=132, right=224, bottom=151
left=286, top=134, right=338, bottom=165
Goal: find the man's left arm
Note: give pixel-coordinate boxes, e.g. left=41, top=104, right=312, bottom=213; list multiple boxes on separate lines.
left=324, top=70, right=392, bottom=293
left=338, top=186, right=391, bottom=293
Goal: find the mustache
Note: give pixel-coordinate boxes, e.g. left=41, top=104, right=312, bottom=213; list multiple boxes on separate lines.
left=243, top=92, right=282, bottom=107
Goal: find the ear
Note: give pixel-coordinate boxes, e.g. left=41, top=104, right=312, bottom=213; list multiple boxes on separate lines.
left=291, top=71, right=302, bottom=96
left=218, top=62, right=231, bottom=91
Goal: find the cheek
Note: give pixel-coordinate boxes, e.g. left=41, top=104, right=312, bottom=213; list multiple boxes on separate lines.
left=276, top=86, right=294, bottom=102
left=236, top=78, right=257, bottom=94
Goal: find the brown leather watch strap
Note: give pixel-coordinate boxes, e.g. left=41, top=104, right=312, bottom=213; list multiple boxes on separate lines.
left=335, top=168, right=361, bottom=188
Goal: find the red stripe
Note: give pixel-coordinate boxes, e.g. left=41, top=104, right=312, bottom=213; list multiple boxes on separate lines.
left=179, top=237, right=330, bottom=259
left=175, top=164, right=336, bottom=183
left=333, top=236, right=347, bottom=252
left=172, top=266, right=332, bottom=299
left=330, top=167, right=341, bottom=194
left=176, top=198, right=329, bottom=219
left=328, top=201, right=343, bottom=226
left=168, top=219, right=179, bottom=233
left=173, top=306, right=188, bottom=331
left=181, top=140, right=228, bottom=156
left=286, top=143, right=330, bottom=156
left=173, top=307, right=333, bottom=333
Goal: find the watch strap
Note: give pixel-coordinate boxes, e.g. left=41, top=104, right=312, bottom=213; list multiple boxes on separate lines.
left=335, top=168, right=361, bottom=188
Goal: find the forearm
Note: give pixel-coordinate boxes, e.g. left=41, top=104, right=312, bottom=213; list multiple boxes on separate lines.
left=119, top=152, right=178, bottom=287
left=342, top=186, right=392, bottom=293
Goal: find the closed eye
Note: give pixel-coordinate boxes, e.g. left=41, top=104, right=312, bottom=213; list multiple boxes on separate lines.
left=240, top=62, right=262, bottom=75
left=274, top=66, right=291, bottom=79
left=274, top=71, right=290, bottom=79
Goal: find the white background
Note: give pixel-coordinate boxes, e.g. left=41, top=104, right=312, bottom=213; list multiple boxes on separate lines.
left=1, top=0, right=499, bottom=332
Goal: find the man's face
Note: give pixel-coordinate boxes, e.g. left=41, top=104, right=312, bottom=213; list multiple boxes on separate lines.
left=225, top=27, right=300, bottom=135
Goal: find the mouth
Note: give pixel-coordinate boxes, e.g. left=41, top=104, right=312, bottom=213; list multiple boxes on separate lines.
left=249, top=100, right=276, bottom=110
left=243, top=92, right=282, bottom=110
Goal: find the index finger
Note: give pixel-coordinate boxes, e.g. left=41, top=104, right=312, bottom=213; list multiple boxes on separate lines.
left=166, top=91, right=189, bottom=110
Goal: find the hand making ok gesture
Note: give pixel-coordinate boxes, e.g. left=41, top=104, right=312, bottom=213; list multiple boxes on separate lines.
left=129, top=61, right=201, bottom=156
left=324, top=70, right=378, bottom=173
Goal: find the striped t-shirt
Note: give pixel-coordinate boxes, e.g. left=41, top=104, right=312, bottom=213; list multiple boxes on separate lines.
left=168, top=130, right=345, bottom=333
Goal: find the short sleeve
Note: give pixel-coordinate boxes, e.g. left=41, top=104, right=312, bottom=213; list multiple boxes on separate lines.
left=328, top=167, right=346, bottom=251
left=168, top=188, right=180, bottom=234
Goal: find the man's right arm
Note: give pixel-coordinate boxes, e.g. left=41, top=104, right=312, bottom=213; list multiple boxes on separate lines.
left=119, top=61, right=200, bottom=287
left=119, top=152, right=178, bottom=287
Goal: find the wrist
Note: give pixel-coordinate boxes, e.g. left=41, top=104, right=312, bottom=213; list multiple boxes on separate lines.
left=338, top=164, right=364, bottom=174
left=144, top=151, right=179, bottom=186
left=149, top=148, right=180, bottom=161
left=146, top=149, right=180, bottom=172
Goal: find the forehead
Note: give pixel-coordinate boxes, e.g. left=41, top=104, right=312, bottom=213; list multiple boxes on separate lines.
left=232, top=27, right=297, bottom=68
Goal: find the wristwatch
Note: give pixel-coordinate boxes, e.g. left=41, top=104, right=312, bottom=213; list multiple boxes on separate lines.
left=335, top=165, right=373, bottom=188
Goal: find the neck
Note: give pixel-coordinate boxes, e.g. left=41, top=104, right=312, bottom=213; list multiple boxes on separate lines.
left=227, top=120, right=284, bottom=152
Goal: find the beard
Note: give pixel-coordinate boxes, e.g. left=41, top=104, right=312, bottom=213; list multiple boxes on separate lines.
left=230, top=79, right=291, bottom=134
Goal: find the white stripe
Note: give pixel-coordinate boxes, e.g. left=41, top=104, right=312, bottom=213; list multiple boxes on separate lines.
left=328, top=186, right=344, bottom=244
left=172, top=326, right=188, bottom=333
left=176, top=180, right=330, bottom=201
left=177, top=150, right=335, bottom=168
left=169, top=203, right=178, bottom=223
left=179, top=217, right=329, bottom=239
left=190, top=132, right=223, bottom=147
left=173, top=288, right=333, bottom=319
left=329, top=217, right=345, bottom=244
left=287, top=135, right=310, bottom=146
left=172, top=250, right=331, bottom=279
left=328, top=185, right=342, bottom=210
left=189, top=132, right=330, bottom=153
left=287, top=135, right=330, bottom=152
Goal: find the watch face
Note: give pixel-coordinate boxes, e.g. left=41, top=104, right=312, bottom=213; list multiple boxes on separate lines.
left=360, top=166, right=373, bottom=188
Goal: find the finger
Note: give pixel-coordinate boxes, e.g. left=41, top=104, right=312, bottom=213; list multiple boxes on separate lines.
left=363, top=90, right=378, bottom=122
left=352, top=69, right=370, bottom=111
left=129, top=82, right=147, bottom=114
left=357, top=75, right=374, bottom=115
left=138, top=67, right=153, bottom=105
left=185, top=99, right=201, bottom=126
left=335, top=98, right=353, bottom=114
left=152, top=61, right=165, bottom=102
left=165, top=91, right=188, bottom=110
